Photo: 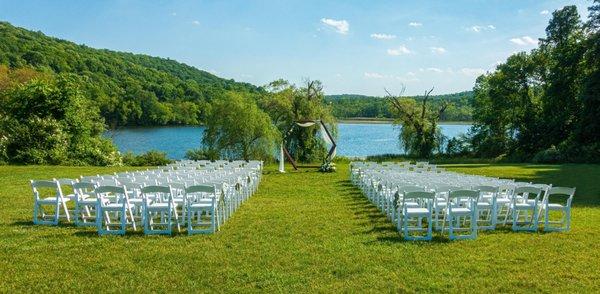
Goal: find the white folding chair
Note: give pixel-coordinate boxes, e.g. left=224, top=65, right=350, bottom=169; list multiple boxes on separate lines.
left=186, top=185, right=220, bottom=234
left=142, top=185, right=180, bottom=235
left=511, top=186, right=542, bottom=232
left=542, top=187, right=575, bottom=232
left=95, top=185, right=136, bottom=235
left=399, top=191, right=435, bottom=241
left=31, top=180, right=70, bottom=225
left=473, top=185, right=498, bottom=230
left=441, top=190, right=479, bottom=240
left=73, top=182, right=99, bottom=227
left=394, top=185, right=424, bottom=228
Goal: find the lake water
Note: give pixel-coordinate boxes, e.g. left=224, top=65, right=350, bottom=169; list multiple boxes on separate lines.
left=106, top=123, right=471, bottom=159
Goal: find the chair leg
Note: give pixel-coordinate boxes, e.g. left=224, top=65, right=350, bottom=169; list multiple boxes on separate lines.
left=33, top=203, right=39, bottom=225
left=53, top=202, right=60, bottom=225
left=121, top=207, right=127, bottom=235
left=62, top=200, right=70, bottom=222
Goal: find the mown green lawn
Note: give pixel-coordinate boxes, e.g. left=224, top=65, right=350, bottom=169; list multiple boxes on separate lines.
left=1, top=163, right=599, bottom=292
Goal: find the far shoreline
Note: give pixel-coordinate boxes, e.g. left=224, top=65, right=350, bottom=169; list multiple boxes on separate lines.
left=338, top=118, right=473, bottom=125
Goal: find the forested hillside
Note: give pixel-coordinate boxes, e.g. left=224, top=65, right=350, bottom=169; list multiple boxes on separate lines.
left=0, top=21, right=262, bottom=127
left=325, top=91, right=473, bottom=121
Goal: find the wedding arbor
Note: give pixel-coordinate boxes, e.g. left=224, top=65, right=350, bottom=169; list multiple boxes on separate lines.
left=278, top=120, right=336, bottom=172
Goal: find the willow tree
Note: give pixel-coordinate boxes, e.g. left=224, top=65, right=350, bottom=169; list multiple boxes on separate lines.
left=202, top=91, right=280, bottom=161
left=385, top=87, right=448, bottom=158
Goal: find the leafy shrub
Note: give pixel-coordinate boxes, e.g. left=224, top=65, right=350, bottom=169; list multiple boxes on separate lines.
left=445, top=134, right=473, bottom=156
left=558, top=142, right=600, bottom=163
left=122, top=150, right=172, bottom=166
left=185, top=148, right=219, bottom=161
left=532, top=146, right=563, bottom=163
left=0, top=73, right=121, bottom=165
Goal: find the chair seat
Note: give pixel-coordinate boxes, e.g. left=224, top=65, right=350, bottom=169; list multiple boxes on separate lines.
left=547, top=203, right=565, bottom=210
left=79, top=198, right=98, bottom=205
left=405, top=208, right=430, bottom=216
left=513, top=203, right=535, bottom=210
left=146, top=203, right=170, bottom=211
left=189, top=203, right=214, bottom=210
left=447, top=207, right=472, bottom=215
left=477, top=202, right=491, bottom=208
left=101, top=203, right=125, bottom=211
left=37, top=197, right=70, bottom=204
left=496, top=198, right=511, bottom=204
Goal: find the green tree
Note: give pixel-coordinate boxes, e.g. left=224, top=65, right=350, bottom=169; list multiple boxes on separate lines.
left=386, top=87, right=447, bottom=158
left=0, top=72, right=120, bottom=165
left=203, top=92, right=280, bottom=161
left=538, top=6, right=585, bottom=147
left=576, top=0, right=600, bottom=145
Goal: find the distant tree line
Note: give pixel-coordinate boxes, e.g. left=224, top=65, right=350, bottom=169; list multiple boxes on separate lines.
left=325, top=92, right=473, bottom=121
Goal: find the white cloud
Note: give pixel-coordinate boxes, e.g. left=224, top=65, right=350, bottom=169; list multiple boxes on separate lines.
left=170, top=12, right=177, bottom=16
left=510, top=36, right=538, bottom=46
left=321, top=18, right=349, bottom=34
left=364, top=72, right=386, bottom=79
left=540, top=10, right=550, bottom=15
left=430, top=47, right=446, bottom=54
left=370, top=33, right=396, bottom=40
left=426, top=67, right=444, bottom=73
left=467, top=25, right=496, bottom=32
left=460, top=68, right=486, bottom=76
left=387, top=45, right=412, bottom=56
left=363, top=72, right=418, bottom=82
left=408, top=22, right=422, bottom=27
left=192, top=20, right=200, bottom=26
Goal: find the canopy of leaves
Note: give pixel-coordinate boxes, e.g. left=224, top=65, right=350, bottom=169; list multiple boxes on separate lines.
left=0, top=67, right=120, bottom=165
left=386, top=87, right=447, bottom=158
left=470, top=3, right=599, bottom=162
left=203, top=92, right=280, bottom=161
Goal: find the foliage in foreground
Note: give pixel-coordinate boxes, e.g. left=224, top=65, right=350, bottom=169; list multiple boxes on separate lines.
left=0, top=69, right=120, bottom=165
left=0, top=163, right=598, bottom=292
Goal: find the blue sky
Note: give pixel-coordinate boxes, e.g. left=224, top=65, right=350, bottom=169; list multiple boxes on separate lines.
left=0, top=0, right=592, bottom=95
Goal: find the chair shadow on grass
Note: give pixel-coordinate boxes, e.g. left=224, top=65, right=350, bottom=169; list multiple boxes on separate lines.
left=10, top=219, right=170, bottom=238
left=334, top=179, right=448, bottom=244
left=444, top=163, right=600, bottom=207
left=333, top=179, right=558, bottom=244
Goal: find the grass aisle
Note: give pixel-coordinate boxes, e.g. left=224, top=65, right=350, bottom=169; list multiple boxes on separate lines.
left=0, top=164, right=599, bottom=292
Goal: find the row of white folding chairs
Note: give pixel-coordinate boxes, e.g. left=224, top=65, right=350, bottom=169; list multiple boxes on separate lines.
left=31, top=161, right=262, bottom=235
left=31, top=178, right=254, bottom=235
left=350, top=162, right=576, bottom=240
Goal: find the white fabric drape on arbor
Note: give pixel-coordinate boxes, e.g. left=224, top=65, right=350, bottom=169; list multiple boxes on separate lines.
left=319, top=122, right=336, bottom=158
